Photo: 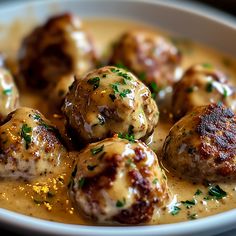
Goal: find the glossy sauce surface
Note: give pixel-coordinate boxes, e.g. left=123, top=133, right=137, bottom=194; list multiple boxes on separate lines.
left=0, top=18, right=235, bottom=225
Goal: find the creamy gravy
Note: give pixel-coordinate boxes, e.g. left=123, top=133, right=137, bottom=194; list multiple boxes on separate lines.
left=0, top=18, right=235, bottom=225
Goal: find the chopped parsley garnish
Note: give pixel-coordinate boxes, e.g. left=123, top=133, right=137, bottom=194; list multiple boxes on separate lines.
left=33, top=113, right=41, bottom=121
left=208, top=185, right=227, bottom=199
left=118, top=132, right=135, bottom=142
left=202, top=63, right=213, bottom=69
left=3, top=88, right=12, bottom=95
left=115, top=62, right=128, bottom=70
left=152, top=178, right=159, bottom=184
left=90, top=145, right=104, bottom=155
left=223, top=87, right=228, bottom=98
left=111, top=82, right=120, bottom=93
left=109, top=93, right=116, bottom=102
left=206, top=81, right=213, bottom=92
left=170, top=205, right=181, bottom=216
left=21, top=124, right=32, bottom=149
left=116, top=198, right=126, bottom=208
left=87, top=77, right=100, bottom=90
left=194, top=189, right=202, bottom=196
left=87, top=165, right=97, bottom=171
left=120, top=89, right=131, bottom=98
left=139, top=72, right=146, bottom=81
left=150, top=82, right=159, bottom=93
left=181, top=199, right=196, bottom=209
left=188, top=213, right=197, bottom=220
left=78, top=177, right=85, bottom=188
left=110, top=68, right=120, bottom=73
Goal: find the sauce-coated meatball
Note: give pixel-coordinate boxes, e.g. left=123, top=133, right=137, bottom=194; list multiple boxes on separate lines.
left=0, top=68, right=19, bottom=121
left=18, top=13, right=97, bottom=89
left=70, top=136, right=170, bottom=224
left=110, top=30, right=181, bottom=91
left=62, top=66, right=159, bottom=147
left=0, top=107, right=66, bottom=180
left=173, top=64, right=236, bottom=120
left=163, top=103, right=236, bottom=182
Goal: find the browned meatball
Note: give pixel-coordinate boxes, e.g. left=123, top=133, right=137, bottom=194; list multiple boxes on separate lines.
left=173, top=64, right=236, bottom=120
left=70, top=136, right=170, bottom=224
left=62, top=66, right=159, bottom=147
left=163, top=103, right=236, bottom=182
left=0, top=107, right=66, bottom=180
left=110, top=30, right=181, bottom=93
left=0, top=68, right=19, bottom=121
left=18, top=13, right=97, bottom=89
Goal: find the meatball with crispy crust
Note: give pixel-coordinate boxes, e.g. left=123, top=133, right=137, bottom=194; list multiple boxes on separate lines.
left=0, top=68, right=19, bottom=121
left=163, top=103, right=236, bottom=182
left=173, top=63, right=236, bottom=120
left=62, top=66, right=159, bottom=147
left=0, top=107, right=66, bottom=180
left=18, top=13, right=97, bottom=89
left=70, top=136, right=170, bottom=224
left=110, top=30, right=181, bottom=92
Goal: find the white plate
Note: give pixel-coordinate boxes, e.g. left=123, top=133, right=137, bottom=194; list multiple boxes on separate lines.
left=0, top=0, right=236, bottom=235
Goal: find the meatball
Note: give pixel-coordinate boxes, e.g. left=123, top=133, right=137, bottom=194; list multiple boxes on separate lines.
left=18, top=13, right=97, bottom=89
left=62, top=66, right=159, bottom=147
left=0, top=107, right=66, bottom=180
left=70, top=136, right=170, bottom=224
left=0, top=67, right=19, bottom=121
left=48, top=74, right=74, bottom=110
left=110, top=30, right=181, bottom=91
left=163, top=103, right=236, bottom=182
left=173, top=63, right=236, bottom=120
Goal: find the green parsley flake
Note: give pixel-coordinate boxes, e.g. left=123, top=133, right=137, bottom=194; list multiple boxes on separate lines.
left=152, top=178, right=159, bottom=184
left=3, top=88, right=12, bottom=95
left=116, top=198, right=126, bottom=208
left=223, top=87, right=228, bottom=98
left=139, top=72, right=146, bottom=81
left=170, top=205, right=181, bottom=216
left=181, top=199, right=196, bottom=209
left=111, top=82, right=120, bottom=94
left=202, top=63, right=213, bottom=69
left=21, top=124, right=32, bottom=149
left=194, top=189, right=202, bottom=196
left=87, top=77, right=100, bottom=90
left=208, top=185, right=227, bottom=199
left=150, top=82, right=159, bottom=93
left=120, top=89, right=131, bottom=98
left=90, top=145, right=104, bottom=155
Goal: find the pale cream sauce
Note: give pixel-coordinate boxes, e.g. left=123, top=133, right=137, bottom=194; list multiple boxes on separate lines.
left=0, top=18, right=235, bottom=225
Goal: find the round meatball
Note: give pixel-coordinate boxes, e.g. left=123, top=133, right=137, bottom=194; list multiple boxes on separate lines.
left=110, top=30, right=181, bottom=91
left=0, top=107, right=66, bottom=180
left=173, top=63, right=236, bottom=120
left=0, top=68, right=19, bottom=121
left=62, top=66, right=159, bottom=146
left=70, top=136, right=170, bottom=224
left=163, top=103, right=236, bottom=182
left=18, top=13, right=97, bottom=89
left=48, top=74, right=74, bottom=110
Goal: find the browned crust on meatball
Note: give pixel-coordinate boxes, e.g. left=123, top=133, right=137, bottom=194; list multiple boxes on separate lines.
left=110, top=31, right=181, bottom=89
left=18, top=13, right=96, bottom=89
left=197, top=103, right=236, bottom=177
